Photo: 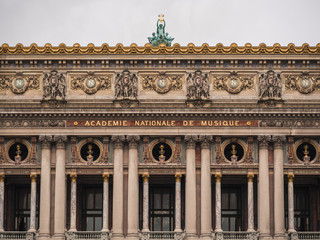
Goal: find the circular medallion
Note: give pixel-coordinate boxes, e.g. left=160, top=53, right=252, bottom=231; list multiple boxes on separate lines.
left=195, top=77, right=202, bottom=85
left=296, top=142, right=316, bottom=162
left=151, top=142, right=173, bottom=162
left=80, top=142, right=101, bottom=162
left=85, top=78, right=96, bottom=89
left=157, top=78, right=168, bottom=89
left=14, top=78, right=25, bottom=89
left=9, top=142, right=29, bottom=161
left=228, top=78, right=239, bottom=89
left=300, top=78, right=311, bottom=89
left=223, top=142, right=244, bottom=162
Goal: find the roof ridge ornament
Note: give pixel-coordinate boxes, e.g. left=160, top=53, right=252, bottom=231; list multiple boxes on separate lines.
left=148, top=14, right=174, bottom=47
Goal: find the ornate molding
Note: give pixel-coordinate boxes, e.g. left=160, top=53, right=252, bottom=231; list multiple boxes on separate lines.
left=0, top=73, right=40, bottom=94
left=53, top=135, right=67, bottom=149
left=71, top=73, right=111, bottom=94
left=2, top=43, right=320, bottom=55
left=39, top=135, right=53, bottom=148
left=257, top=135, right=271, bottom=148
left=260, top=119, right=320, bottom=128
left=142, top=73, right=183, bottom=94
left=0, top=120, right=65, bottom=128
left=111, top=135, right=125, bottom=149
left=212, top=72, right=254, bottom=94
left=285, top=73, right=320, bottom=94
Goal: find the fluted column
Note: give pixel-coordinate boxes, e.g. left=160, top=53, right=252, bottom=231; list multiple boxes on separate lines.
left=142, top=173, right=149, bottom=232
left=200, top=135, right=213, bottom=240
left=69, top=173, right=77, bottom=232
left=257, top=136, right=271, bottom=239
left=29, top=173, right=37, bottom=232
left=174, top=173, right=182, bottom=232
left=287, top=173, right=295, bottom=233
left=111, top=135, right=125, bottom=240
left=0, top=174, right=4, bottom=232
left=127, top=135, right=140, bottom=240
left=215, top=173, right=222, bottom=232
left=273, top=136, right=286, bottom=240
left=247, top=174, right=255, bottom=232
left=101, top=173, right=110, bottom=232
left=185, top=135, right=197, bottom=240
left=38, top=135, right=52, bottom=240
left=53, top=135, right=67, bottom=240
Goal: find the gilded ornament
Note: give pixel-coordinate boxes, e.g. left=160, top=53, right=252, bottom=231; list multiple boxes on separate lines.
left=71, top=73, right=111, bottom=94
left=285, top=73, right=319, bottom=94
left=142, top=73, right=182, bottom=94
left=213, top=72, right=254, bottom=94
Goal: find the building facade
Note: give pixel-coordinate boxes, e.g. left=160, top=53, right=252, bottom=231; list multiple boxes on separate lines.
left=0, top=42, right=320, bottom=240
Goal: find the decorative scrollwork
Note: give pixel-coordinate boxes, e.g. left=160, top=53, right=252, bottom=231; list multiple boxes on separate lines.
left=285, top=73, right=320, bottom=94
left=213, top=72, right=254, bottom=94
left=142, top=73, right=183, bottom=94
left=71, top=73, right=111, bottom=94
left=0, top=73, right=40, bottom=94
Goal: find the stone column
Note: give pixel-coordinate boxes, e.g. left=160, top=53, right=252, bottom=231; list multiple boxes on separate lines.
left=0, top=174, right=4, bottom=232
left=53, top=135, right=67, bottom=240
left=69, top=173, right=77, bottom=232
left=111, top=135, right=125, bottom=240
left=38, top=135, right=52, bottom=240
left=257, top=136, right=271, bottom=239
left=102, top=173, right=109, bottom=232
left=215, top=173, right=222, bottom=232
left=174, top=173, right=182, bottom=232
left=200, top=135, right=212, bottom=240
left=185, top=135, right=197, bottom=240
left=142, top=173, right=149, bottom=232
left=29, top=173, right=37, bottom=232
left=287, top=173, right=295, bottom=233
left=127, top=135, right=140, bottom=240
left=247, top=173, right=255, bottom=232
left=273, top=136, right=286, bottom=240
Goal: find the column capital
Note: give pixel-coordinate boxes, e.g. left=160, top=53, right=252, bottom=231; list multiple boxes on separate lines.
left=247, top=173, right=254, bottom=182
left=185, top=135, right=198, bottom=149
left=70, top=173, right=77, bottom=182
left=175, top=173, right=182, bottom=182
left=272, top=135, right=286, bottom=148
left=142, top=173, right=149, bottom=182
left=199, top=135, right=212, bottom=149
left=288, top=173, right=294, bottom=182
left=257, top=135, right=272, bottom=149
left=53, top=135, right=67, bottom=149
left=111, top=135, right=125, bottom=149
left=102, top=173, right=109, bottom=182
left=39, top=135, right=53, bottom=149
left=30, top=173, right=37, bottom=182
left=215, top=173, right=222, bottom=182
left=127, top=135, right=140, bottom=148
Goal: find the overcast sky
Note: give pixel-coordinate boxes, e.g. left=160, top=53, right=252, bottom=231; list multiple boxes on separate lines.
left=1, top=0, right=320, bottom=47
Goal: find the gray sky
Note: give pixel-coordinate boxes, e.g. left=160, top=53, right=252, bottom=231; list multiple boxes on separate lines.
left=1, top=0, right=320, bottom=46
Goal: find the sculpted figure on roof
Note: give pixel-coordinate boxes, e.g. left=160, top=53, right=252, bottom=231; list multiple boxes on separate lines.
left=148, top=14, right=174, bottom=47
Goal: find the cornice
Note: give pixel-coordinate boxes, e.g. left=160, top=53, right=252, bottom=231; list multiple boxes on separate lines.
left=1, top=43, right=320, bottom=55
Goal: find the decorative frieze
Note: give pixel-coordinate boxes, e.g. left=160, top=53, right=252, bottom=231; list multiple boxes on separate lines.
left=285, top=72, right=320, bottom=94
left=212, top=72, right=254, bottom=94
left=142, top=73, right=183, bottom=94
left=71, top=73, right=111, bottom=94
left=0, top=73, right=40, bottom=94
left=0, top=120, right=65, bottom=128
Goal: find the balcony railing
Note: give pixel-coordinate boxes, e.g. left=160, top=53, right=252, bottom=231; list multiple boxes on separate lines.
left=217, top=231, right=259, bottom=240
left=297, top=232, right=320, bottom=240
left=140, top=231, right=184, bottom=240
left=65, top=231, right=109, bottom=240
left=0, top=232, right=35, bottom=240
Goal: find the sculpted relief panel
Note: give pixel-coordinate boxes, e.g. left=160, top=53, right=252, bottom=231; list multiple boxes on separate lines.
left=142, top=72, right=183, bottom=94
left=0, top=73, right=40, bottom=94
left=212, top=72, right=254, bottom=94
left=285, top=72, right=320, bottom=94
left=70, top=73, right=111, bottom=94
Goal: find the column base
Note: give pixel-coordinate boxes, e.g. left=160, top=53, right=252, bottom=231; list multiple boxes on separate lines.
left=200, top=233, right=213, bottom=240
left=274, top=233, right=288, bottom=240
left=38, top=233, right=51, bottom=240
left=258, top=233, right=272, bottom=240
left=185, top=232, right=198, bottom=240
left=52, top=233, right=65, bottom=240
left=126, top=233, right=139, bottom=240
left=111, top=233, right=124, bottom=240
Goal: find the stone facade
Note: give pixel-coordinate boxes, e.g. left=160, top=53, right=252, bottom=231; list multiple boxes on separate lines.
left=0, top=43, right=320, bottom=240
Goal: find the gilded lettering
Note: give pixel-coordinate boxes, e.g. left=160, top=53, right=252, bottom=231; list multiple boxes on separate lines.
left=85, top=121, right=90, bottom=126
left=123, top=121, right=128, bottom=126
left=90, top=121, right=95, bottom=126
left=235, top=121, right=240, bottom=126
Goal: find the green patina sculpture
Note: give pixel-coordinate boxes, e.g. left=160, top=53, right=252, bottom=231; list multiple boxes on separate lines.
left=148, top=14, right=174, bottom=47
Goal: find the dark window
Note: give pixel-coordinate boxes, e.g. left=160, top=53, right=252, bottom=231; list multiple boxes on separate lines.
left=150, top=186, right=175, bottom=231
left=80, top=186, right=103, bottom=231
left=221, top=187, right=243, bottom=231
left=294, top=187, right=310, bottom=231
left=13, top=186, right=31, bottom=231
